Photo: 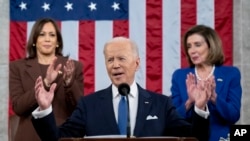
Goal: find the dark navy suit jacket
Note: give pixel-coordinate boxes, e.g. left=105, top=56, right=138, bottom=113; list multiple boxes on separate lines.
left=171, top=66, right=242, bottom=141
left=32, top=84, right=209, bottom=141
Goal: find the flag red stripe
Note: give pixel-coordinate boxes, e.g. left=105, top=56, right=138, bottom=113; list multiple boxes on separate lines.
left=215, top=0, right=233, bottom=65
left=78, top=21, right=95, bottom=95
left=180, top=0, right=197, bottom=68
left=146, top=0, right=163, bottom=93
left=56, top=21, right=61, bottom=29
left=9, top=22, right=27, bottom=116
left=9, top=22, right=27, bottom=61
left=113, top=20, right=129, bottom=37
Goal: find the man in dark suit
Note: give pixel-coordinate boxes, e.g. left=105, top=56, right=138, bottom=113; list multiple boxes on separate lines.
left=32, top=37, right=210, bottom=141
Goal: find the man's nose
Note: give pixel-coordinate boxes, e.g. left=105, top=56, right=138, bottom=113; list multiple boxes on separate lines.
left=113, top=59, right=120, bottom=68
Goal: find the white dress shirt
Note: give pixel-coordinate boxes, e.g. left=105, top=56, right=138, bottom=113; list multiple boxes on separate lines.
left=112, top=80, right=138, bottom=136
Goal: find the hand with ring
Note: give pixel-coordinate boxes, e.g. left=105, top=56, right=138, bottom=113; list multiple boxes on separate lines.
left=63, top=59, right=75, bottom=86
left=44, top=57, right=62, bottom=87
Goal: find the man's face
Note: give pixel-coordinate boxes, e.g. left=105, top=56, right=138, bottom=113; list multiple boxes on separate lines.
left=104, top=40, right=140, bottom=87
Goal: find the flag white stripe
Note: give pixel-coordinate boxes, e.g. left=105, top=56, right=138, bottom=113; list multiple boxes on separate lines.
left=27, top=22, right=35, bottom=41
left=27, top=22, right=35, bottom=57
left=163, top=0, right=181, bottom=96
left=61, top=21, right=79, bottom=60
left=95, top=21, right=113, bottom=91
left=129, top=0, right=147, bottom=89
left=197, top=0, right=214, bottom=28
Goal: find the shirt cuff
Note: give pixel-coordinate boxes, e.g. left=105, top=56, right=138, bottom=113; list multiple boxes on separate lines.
left=194, top=105, right=210, bottom=119
left=32, top=105, right=52, bottom=119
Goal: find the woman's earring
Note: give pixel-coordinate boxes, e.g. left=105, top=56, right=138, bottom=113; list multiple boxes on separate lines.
left=56, top=45, right=59, bottom=47
left=32, top=44, right=35, bottom=46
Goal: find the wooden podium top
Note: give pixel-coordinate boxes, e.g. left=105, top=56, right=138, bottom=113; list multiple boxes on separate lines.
left=60, top=137, right=198, bottom=141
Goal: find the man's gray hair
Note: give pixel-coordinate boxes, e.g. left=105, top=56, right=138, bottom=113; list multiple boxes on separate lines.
left=103, top=36, right=139, bottom=58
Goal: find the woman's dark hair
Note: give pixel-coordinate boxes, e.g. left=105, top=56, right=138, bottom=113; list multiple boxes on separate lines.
left=26, top=18, right=63, bottom=59
left=183, top=25, right=225, bottom=67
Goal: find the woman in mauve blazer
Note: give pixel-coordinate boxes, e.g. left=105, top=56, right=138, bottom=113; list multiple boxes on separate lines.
left=171, top=25, right=242, bottom=141
left=9, top=18, right=84, bottom=141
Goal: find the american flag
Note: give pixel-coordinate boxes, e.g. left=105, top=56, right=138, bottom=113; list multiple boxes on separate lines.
left=10, top=0, right=233, bottom=114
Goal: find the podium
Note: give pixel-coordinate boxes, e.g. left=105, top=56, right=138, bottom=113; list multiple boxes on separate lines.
left=60, top=137, right=198, bottom=141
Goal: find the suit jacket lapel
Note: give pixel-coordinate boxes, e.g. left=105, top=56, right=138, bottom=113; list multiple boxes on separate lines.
left=133, top=85, right=152, bottom=136
left=214, top=66, right=225, bottom=94
left=98, top=86, right=120, bottom=134
left=26, top=58, right=41, bottom=82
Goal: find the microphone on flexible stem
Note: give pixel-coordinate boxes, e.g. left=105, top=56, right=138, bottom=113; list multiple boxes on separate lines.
left=118, top=83, right=131, bottom=138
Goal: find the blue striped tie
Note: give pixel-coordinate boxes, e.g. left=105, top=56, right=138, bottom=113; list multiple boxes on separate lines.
left=118, top=96, right=127, bottom=135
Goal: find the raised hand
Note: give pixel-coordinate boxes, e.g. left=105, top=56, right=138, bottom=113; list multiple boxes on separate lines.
left=194, top=80, right=212, bottom=110
left=185, top=73, right=198, bottom=109
left=44, top=57, right=62, bottom=87
left=35, top=76, right=57, bottom=110
left=63, top=59, right=75, bottom=86
left=208, top=76, right=217, bottom=104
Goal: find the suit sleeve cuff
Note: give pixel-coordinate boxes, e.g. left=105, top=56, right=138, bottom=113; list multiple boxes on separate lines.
left=32, top=105, right=52, bottom=119
left=194, top=105, right=210, bottom=119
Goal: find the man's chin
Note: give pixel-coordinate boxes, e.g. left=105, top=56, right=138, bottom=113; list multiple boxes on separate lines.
left=113, top=80, right=126, bottom=87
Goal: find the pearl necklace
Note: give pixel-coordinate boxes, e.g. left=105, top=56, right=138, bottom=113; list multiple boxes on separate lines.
left=195, top=65, right=215, bottom=81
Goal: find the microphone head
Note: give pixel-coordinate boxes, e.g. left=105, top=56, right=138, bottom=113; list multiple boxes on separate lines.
left=118, top=83, right=130, bottom=96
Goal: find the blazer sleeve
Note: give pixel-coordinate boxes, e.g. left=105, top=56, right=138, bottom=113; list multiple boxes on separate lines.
left=32, top=112, right=59, bottom=141
left=32, top=97, right=87, bottom=141
left=164, top=97, right=209, bottom=141
left=170, top=69, right=193, bottom=119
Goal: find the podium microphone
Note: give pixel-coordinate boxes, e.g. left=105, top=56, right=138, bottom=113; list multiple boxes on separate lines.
left=118, top=83, right=131, bottom=138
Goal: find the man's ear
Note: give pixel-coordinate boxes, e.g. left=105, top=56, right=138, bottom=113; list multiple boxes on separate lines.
left=135, top=57, right=140, bottom=71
